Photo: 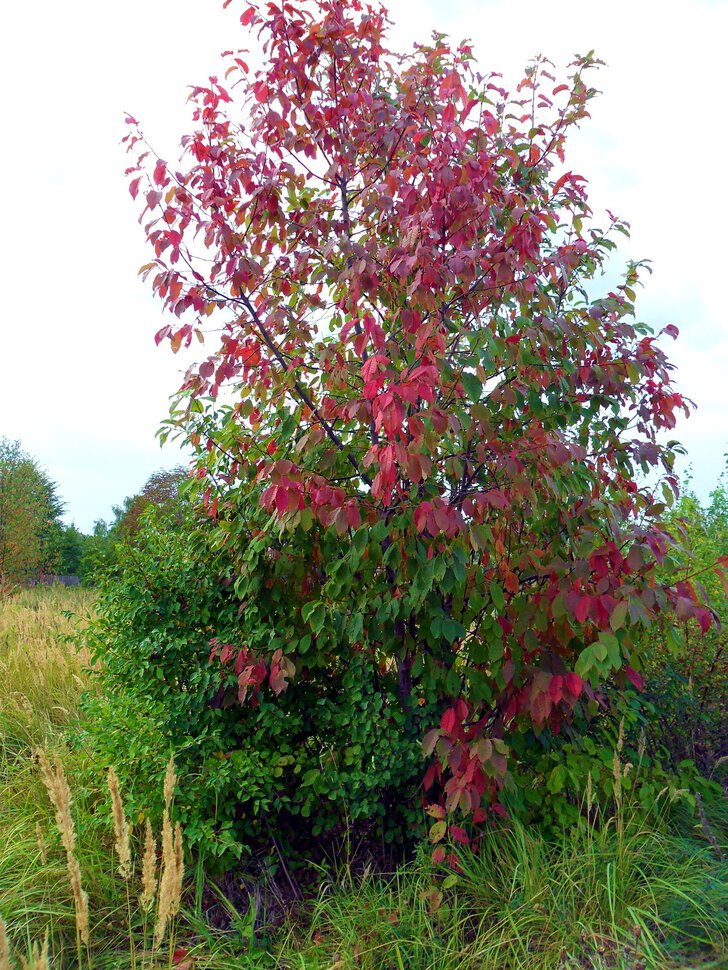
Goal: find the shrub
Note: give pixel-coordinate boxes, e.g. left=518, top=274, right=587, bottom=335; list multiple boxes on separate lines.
left=82, top=506, right=433, bottom=865
left=118, top=0, right=721, bottom=847
left=506, top=688, right=721, bottom=836
left=641, top=471, right=728, bottom=779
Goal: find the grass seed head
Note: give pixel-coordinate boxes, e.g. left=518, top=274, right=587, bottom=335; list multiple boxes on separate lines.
left=30, top=934, right=50, bottom=970
left=169, top=822, right=184, bottom=918
left=163, top=755, right=176, bottom=809
left=586, top=771, right=594, bottom=820
left=0, top=916, right=10, bottom=970
left=37, top=750, right=75, bottom=856
left=140, top=817, right=157, bottom=913
left=107, top=767, right=131, bottom=880
left=154, top=808, right=175, bottom=949
left=36, top=751, right=89, bottom=945
left=35, top=823, right=47, bottom=865
left=68, top=855, right=90, bottom=945
left=612, top=749, right=622, bottom=804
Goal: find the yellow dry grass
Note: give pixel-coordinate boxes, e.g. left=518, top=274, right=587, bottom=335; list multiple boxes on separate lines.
left=0, top=586, right=94, bottom=752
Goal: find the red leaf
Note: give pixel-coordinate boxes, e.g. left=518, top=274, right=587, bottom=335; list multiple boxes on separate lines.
left=563, top=673, right=583, bottom=698
left=422, top=728, right=440, bottom=757
left=449, top=825, right=469, bottom=844
left=431, top=846, right=446, bottom=865
left=153, top=160, right=167, bottom=186
left=454, top=698, right=469, bottom=722
left=548, top=675, right=563, bottom=704
left=129, top=177, right=141, bottom=199
left=574, top=596, right=591, bottom=624
left=440, top=708, right=456, bottom=734
left=695, top=608, right=712, bottom=634
left=624, top=666, right=644, bottom=692
left=414, top=502, right=431, bottom=533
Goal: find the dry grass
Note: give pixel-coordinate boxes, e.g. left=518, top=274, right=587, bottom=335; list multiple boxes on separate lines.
left=37, top=751, right=90, bottom=948
left=0, top=586, right=94, bottom=755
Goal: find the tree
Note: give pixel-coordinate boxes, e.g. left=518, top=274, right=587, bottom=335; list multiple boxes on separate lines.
left=56, top=522, right=86, bottom=576
left=122, top=0, right=716, bottom=836
left=71, top=468, right=189, bottom=584
left=115, top=466, right=188, bottom=540
left=0, top=438, right=64, bottom=587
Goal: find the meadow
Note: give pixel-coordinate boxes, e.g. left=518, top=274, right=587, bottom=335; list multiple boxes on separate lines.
left=0, top=586, right=725, bottom=969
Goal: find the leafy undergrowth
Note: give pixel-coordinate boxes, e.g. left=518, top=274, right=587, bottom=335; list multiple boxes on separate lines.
left=0, top=588, right=725, bottom=969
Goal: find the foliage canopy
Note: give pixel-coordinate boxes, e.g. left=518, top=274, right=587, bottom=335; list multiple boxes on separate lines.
left=119, top=0, right=718, bottom=843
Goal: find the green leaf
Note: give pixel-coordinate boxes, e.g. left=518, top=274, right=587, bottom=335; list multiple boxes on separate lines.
left=429, top=820, right=447, bottom=843
left=446, top=667, right=461, bottom=695
left=461, top=372, right=482, bottom=403
left=575, top=646, right=595, bottom=679
left=610, top=601, right=628, bottom=631
left=302, top=601, right=326, bottom=634
left=598, top=631, right=621, bottom=668
left=349, top=612, right=363, bottom=643
left=490, top=581, right=505, bottom=612
left=351, top=528, right=368, bottom=559
left=547, top=764, right=567, bottom=794
left=442, top=617, right=466, bottom=644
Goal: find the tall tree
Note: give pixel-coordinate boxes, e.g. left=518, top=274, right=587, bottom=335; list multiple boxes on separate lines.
left=0, top=438, right=64, bottom=586
left=123, top=0, right=717, bottom=830
left=115, top=466, right=188, bottom=540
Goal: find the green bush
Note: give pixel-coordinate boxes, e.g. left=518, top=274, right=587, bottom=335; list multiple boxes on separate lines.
left=641, top=473, right=727, bottom=779
left=80, top=506, right=433, bottom=867
left=506, top=692, right=721, bottom=836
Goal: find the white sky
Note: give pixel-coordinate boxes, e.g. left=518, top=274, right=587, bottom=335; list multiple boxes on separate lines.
left=1, top=0, right=726, bottom=532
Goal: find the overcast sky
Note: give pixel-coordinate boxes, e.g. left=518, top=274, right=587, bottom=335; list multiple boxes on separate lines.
left=1, top=0, right=726, bottom=532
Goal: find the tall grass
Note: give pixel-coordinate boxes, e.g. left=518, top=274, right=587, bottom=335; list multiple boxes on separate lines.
left=275, top=813, right=726, bottom=969
left=0, top=586, right=94, bottom=757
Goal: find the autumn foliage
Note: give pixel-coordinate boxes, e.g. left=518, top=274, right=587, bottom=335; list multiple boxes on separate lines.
left=123, top=0, right=716, bottom=840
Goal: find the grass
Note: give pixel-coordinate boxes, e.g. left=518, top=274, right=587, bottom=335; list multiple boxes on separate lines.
left=277, top=814, right=726, bottom=969
left=0, top=585, right=94, bottom=756
left=0, top=587, right=725, bottom=969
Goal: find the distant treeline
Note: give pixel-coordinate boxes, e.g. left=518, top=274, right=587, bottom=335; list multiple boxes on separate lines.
left=0, top=435, right=187, bottom=590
